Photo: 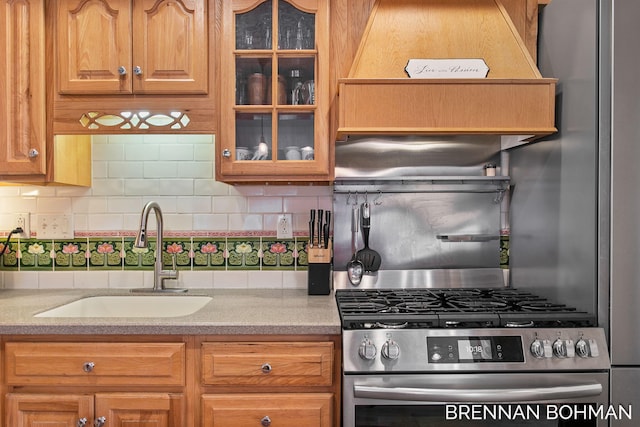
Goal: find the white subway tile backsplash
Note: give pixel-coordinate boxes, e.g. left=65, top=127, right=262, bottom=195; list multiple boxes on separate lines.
left=93, top=141, right=124, bottom=160
left=194, top=179, right=231, bottom=196
left=283, top=271, right=307, bottom=289
left=177, top=196, right=212, bottom=213
left=109, top=271, right=145, bottom=289
left=212, top=271, right=248, bottom=289
left=212, top=196, right=248, bottom=213
left=193, top=213, right=228, bottom=231
left=247, top=271, right=283, bottom=288
left=74, top=271, right=109, bottom=289
left=4, top=271, right=39, bottom=289
left=36, top=197, right=74, bottom=213
left=177, top=161, right=213, bottom=179
left=180, top=271, right=214, bottom=289
left=108, top=161, right=145, bottom=178
left=194, top=144, right=214, bottom=161
left=91, top=179, right=125, bottom=196
left=159, top=144, right=194, bottom=161
left=126, top=143, right=159, bottom=161
left=143, top=161, right=179, bottom=178
left=38, top=271, right=75, bottom=289
left=2, top=134, right=332, bottom=290
left=156, top=179, right=194, bottom=196
left=228, top=214, right=263, bottom=231
left=88, top=213, right=125, bottom=231
left=124, top=179, right=160, bottom=196
left=108, top=197, right=142, bottom=213
left=247, top=197, right=283, bottom=213
left=72, top=197, right=109, bottom=214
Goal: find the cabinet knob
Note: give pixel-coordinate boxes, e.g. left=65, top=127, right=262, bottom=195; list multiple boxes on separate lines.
left=134, top=66, right=143, bottom=76
left=94, top=417, right=106, bottom=427
left=77, top=418, right=88, bottom=427
left=118, top=66, right=127, bottom=75
left=261, top=363, right=272, bottom=374
left=222, top=148, right=231, bottom=158
left=261, top=416, right=272, bottom=426
left=28, top=148, right=39, bottom=158
left=83, top=361, right=95, bottom=372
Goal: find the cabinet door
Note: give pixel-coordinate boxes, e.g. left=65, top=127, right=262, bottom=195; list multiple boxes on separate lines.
left=95, top=393, right=184, bottom=427
left=218, top=0, right=330, bottom=182
left=202, top=393, right=332, bottom=427
left=57, top=0, right=132, bottom=94
left=132, top=0, right=208, bottom=94
left=0, top=0, right=46, bottom=175
left=6, top=394, right=93, bottom=427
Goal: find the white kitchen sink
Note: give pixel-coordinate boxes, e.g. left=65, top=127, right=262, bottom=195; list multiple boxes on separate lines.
left=34, top=295, right=212, bottom=318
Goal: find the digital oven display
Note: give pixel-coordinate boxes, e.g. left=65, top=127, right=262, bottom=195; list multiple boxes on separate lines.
left=427, top=336, right=524, bottom=363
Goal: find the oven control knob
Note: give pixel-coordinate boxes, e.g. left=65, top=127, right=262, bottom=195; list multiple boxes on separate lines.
left=381, top=339, right=400, bottom=360
left=552, top=338, right=568, bottom=358
left=358, top=339, right=377, bottom=360
left=530, top=339, right=545, bottom=358
left=576, top=338, right=590, bottom=358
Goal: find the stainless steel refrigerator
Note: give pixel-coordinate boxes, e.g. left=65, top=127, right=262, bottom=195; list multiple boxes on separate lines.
left=609, top=0, right=640, bottom=424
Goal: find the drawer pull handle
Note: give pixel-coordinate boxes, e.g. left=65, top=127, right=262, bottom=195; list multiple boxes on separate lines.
left=77, top=418, right=87, bottom=427
left=83, top=362, right=95, bottom=372
left=261, top=363, right=272, bottom=374
left=261, top=415, right=271, bottom=426
left=94, top=416, right=106, bottom=427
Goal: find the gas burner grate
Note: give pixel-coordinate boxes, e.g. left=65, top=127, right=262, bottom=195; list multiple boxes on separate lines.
left=335, top=288, right=596, bottom=330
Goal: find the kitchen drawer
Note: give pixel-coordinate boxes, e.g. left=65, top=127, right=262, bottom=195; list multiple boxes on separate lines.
left=202, top=342, right=333, bottom=387
left=202, top=393, right=333, bottom=427
left=4, top=342, right=185, bottom=386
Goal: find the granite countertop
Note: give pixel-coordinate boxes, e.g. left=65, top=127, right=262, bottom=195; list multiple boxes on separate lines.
left=0, top=289, right=341, bottom=335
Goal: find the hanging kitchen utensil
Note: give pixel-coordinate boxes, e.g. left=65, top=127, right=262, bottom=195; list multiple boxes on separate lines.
left=347, top=205, right=364, bottom=286
left=356, top=201, right=382, bottom=272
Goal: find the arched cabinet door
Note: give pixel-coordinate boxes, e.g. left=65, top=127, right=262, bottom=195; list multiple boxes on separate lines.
left=217, top=0, right=331, bottom=183
left=57, top=0, right=208, bottom=95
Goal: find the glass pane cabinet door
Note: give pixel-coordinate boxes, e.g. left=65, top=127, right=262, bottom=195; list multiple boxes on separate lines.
left=221, top=0, right=328, bottom=181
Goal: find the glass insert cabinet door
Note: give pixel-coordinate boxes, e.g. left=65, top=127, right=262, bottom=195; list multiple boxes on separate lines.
left=219, top=0, right=329, bottom=181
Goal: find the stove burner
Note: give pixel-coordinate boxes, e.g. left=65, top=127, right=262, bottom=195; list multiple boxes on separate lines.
left=336, top=288, right=595, bottom=330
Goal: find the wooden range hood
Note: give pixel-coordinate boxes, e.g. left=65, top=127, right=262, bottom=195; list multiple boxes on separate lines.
left=336, top=0, right=557, bottom=140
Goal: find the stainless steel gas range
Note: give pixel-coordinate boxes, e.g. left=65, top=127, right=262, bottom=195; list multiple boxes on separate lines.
left=334, top=272, right=611, bottom=427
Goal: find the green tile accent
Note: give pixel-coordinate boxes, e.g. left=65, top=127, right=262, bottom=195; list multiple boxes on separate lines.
left=0, top=235, right=310, bottom=272
left=227, top=238, right=260, bottom=270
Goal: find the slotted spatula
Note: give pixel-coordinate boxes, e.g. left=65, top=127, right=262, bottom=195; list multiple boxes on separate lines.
left=356, top=202, right=381, bottom=272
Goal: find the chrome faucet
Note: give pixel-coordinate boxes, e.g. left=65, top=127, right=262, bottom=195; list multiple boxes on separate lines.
left=132, top=201, right=186, bottom=293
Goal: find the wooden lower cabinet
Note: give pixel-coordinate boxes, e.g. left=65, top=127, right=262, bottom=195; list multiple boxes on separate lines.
left=6, top=393, right=183, bottom=427
left=200, top=340, right=339, bottom=427
left=1, top=335, right=340, bottom=427
left=202, top=393, right=333, bottom=427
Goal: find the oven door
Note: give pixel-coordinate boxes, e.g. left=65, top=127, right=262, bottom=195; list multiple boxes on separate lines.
left=344, top=372, right=610, bottom=427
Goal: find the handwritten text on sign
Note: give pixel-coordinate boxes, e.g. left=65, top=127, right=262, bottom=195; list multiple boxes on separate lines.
left=405, top=59, right=489, bottom=78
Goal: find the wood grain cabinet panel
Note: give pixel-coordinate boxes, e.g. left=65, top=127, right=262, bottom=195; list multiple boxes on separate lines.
left=6, top=392, right=184, bottom=427
left=202, top=393, right=333, bottom=427
left=4, top=342, right=185, bottom=386
left=57, top=0, right=207, bottom=95
left=0, top=0, right=46, bottom=176
left=202, top=341, right=333, bottom=386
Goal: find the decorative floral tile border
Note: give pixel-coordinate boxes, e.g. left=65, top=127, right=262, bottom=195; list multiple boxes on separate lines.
left=0, top=236, right=309, bottom=272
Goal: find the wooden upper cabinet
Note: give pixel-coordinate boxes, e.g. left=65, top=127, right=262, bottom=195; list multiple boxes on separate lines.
left=217, top=0, right=331, bottom=183
left=0, top=0, right=46, bottom=176
left=57, top=0, right=208, bottom=95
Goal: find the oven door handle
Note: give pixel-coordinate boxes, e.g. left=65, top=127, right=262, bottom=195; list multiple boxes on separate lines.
left=353, top=383, right=603, bottom=403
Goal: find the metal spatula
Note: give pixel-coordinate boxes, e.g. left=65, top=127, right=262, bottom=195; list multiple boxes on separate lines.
left=356, top=202, right=382, bottom=272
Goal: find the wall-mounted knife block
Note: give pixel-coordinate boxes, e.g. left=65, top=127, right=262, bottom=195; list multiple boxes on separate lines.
left=307, top=241, right=332, bottom=295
